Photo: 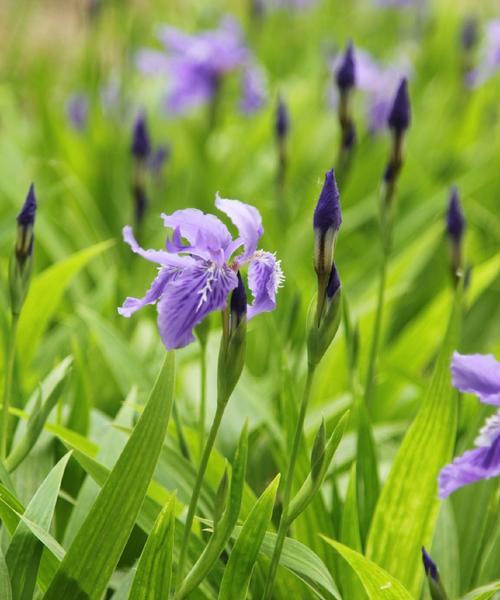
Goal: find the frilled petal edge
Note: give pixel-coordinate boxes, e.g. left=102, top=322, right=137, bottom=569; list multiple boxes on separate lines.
left=157, top=261, right=238, bottom=349
left=215, top=194, right=263, bottom=262
left=247, top=250, right=284, bottom=320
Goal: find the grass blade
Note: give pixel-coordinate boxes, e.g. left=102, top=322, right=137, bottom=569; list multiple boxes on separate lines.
left=42, top=351, right=175, bottom=600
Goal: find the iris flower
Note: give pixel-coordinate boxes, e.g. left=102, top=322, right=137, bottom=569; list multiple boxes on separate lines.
left=438, top=352, right=500, bottom=497
left=137, top=18, right=266, bottom=115
left=467, top=19, right=500, bottom=87
left=118, top=196, right=284, bottom=350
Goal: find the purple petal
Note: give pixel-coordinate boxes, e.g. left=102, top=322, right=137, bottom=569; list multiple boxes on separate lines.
left=122, top=225, right=194, bottom=266
left=438, top=433, right=500, bottom=498
left=240, top=63, right=267, bottom=114
left=161, top=208, right=233, bottom=263
left=215, top=194, right=263, bottom=261
left=157, top=262, right=238, bottom=349
left=118, top=267, right=174, bottom=317
left=247, top=251, right=284, bottom=319
left=136, top=49, right=171, bottom=75
left=451, top=352, right=500, bottom=406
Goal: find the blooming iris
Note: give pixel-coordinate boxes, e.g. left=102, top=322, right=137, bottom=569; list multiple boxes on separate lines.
left=438, top=352, right=500, bottom=497
left=467, top=19, right=500, bottom=87
left=137, top=18, right=266, bottom=115
left=118, top=196, right=284, bottom=350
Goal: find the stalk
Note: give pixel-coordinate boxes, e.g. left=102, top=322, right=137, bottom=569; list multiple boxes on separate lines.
left=1, top=316, right=19, bottom=459
left=176, top=401, right=225, bottom=588
left=172, top=399, right=191, bottom=462
left=198, top=345, right=207, bottom=458
left=262, top=367, right=316, bottom=599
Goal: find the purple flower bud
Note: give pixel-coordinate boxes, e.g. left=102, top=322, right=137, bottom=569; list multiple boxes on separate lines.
left=131, top=113, right=151, bottom=160
left=421, top=547, right=439, bottom=582
left=275, top=96, right=290, bottom=141
left=326, top=264, right=341, bottom=299
left=17, top=184, right=37, bottom=228
left=446, top=187, right=465, bottom=243
left=336, top=41, right=356, bottom=92
left=313, top=169, right=342, bottom=234
left=133, top=185, right=148, bottom=226
left=461, top=16, right=478, bottom=51
left=230, top=271, right=247, bottom=327
left=388, top=78, right=410, bottom=134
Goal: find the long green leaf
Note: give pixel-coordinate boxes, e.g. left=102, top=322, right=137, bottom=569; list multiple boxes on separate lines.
left=6, top=452, right=71, bottom=600
left=322, top=538, right=413, bottom=600
left=365, top=290, right=461, bottom=596
left=0, top=547, right=12, bottom=600
left=461, top=581, right=500, bottom=600
left=17, top=240, right=113, bottom=365
left=219, top=475, right=280, bottom=600
left=43, top=351, right=175, bottom=600
left=128, top=495, right=176, bottom=600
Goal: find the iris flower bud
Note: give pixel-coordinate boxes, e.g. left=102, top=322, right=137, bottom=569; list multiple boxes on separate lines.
left=308, top=264, right=342, bottom=368
left=10, top=184, right=37, bottom=316
left=446, top=186, right=466, bottom=284
left=388, top=78, right=410, bottom=135
left=421, top=548, right=449, bottom=600
left=275, top=95, right=290, bottom=142
left=217, top=272, right=247, bottom=406
left=460, top=16, right=478, bottom=52
left=335, top=41, right=356, bottom=92
left=131, top=113, right=151, bottom=161
left=313, top=169, right=342, bottom=278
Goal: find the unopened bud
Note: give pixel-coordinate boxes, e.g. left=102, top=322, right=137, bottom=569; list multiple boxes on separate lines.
left=446, top=186, right=466, bottom=284
left=217, top=272, right=247, bottom=406
left=335, top=41, right=356, bottom=93
left=313, top=169, right=342, bottom=280
left=421, top=547, right=449, bottom=600
left=275, top=95, right=290, bottom=142
left=131, top=113, right=151, bottom=161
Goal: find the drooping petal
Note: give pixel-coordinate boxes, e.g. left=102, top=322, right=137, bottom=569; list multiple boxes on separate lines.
left=438, top=434, right=500, bottom=498
left=157, top=261, right=238, bottom=349
left=123, top=225, right=196, bottom=267
left=161, top=208, right=232, bottom=262
left=247, top=251, right=284, bottom=319
left=215, top=194, right=263, bottom=261
left=451, top=352, right=500, bottom=406
left=118, top=267, right=175, bottom=317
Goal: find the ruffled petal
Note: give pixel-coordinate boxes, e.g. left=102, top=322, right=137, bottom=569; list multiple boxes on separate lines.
left=451, top=352, right=500, bottom=406
left=439, top=434, right=500, bottom=498
left=161, top=208, right=232, bottom=262
left=215, top=194, right=263, bottom=261
left=122, top=225, right=194, bottom=267
left=157, top=261, right=238, bottom=349
left=247, top=251, right=284, bottom=320
left=118, top=267, right=175, bottom=318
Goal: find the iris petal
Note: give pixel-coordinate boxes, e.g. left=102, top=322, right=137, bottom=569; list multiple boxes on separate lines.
left=118, top=267, right=175, bottom=318
left=247, top=251, right=284, bottom=320
left=451, top=352, right=500, bottom=406
left=215, top=194, right=263, bottom=261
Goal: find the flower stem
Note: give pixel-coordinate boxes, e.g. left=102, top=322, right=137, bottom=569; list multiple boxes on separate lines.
left=263, top=367, right=316, bottom=600
left=176, top=401, right=225, bottom=590
left=172, top=399, right=191, bottom=462
left=198, top=345, right=207, bottom=458
left=1, top=315, right=18, bottom=460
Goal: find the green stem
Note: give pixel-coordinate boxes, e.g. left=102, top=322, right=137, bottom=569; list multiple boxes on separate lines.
left=176, top=402, right=225, bottom=590
left=198, top=346, right=207, bottom=458
left=1, top=315, right=18, bottom=460
left=263, top=367, right=316, bottom=600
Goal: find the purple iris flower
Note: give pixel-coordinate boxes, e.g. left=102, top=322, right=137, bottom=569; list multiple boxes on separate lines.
left=118, top=196, right=284, bottom=349
left=137, top=18, right=266, bottom=115
left=66, top=93, right=89, bottom=131
left=330, top=48, right=411, bottom=132
left=438, top=352, right=500, bottom=498
left=467, top=19, right=500, bottom=87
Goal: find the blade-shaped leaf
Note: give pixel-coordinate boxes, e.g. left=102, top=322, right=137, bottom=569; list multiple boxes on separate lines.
left=6, top=452, right=71, bottom=600
left=365, top=290, right=461, bottom=596
left=322, top=538, right=413, bottom=600
left=0, top=546, right=12, bottom=600
left=128, top=494, right=176, bottom=600
left=219, top=475, right=280, bottom=600
left=461, top=581, right=500, bottom=600
left=42, top=351, right=175, bottom=600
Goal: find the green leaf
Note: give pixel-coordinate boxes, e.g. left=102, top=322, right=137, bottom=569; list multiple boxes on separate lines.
left=6, top=357, right=72, bottom=472
left=339, top=464, right=366, bottom=600
left=0, top=547, right=12, bottom=600
left=42, top=351, right=175, bottom=600
left=128, top=494, right=176, bottom=600
left=322, top=538, right=413, bottom=600
left=17, top=240, right=113, bottom=366
left=5, top=452, right=71, bottom=600
left=177, top=424, right=249, bottom=600
left=365, top=290, right=461, bottom=596
left=219, top=475, right=280, bottom=600
left=461, top=581, right=500, bottom=600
